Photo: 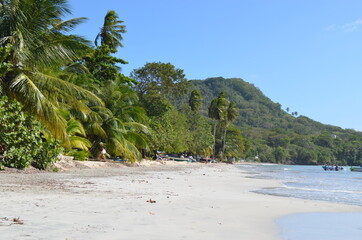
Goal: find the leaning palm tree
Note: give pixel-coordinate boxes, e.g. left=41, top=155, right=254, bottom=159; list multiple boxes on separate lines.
left=84, top=104, right=148, bottom=162
left=87, top=79, right=149, bottom=162
left=94, top=10, right=126, bottom=52
left=0, top=0, right=102, bottom=140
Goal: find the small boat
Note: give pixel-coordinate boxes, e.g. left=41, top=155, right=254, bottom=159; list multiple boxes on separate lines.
left=322, top=165, right=343, bottom=171
left=170, top=157, right=191, bottom=162
left=350, top=167, right=362, bottom=172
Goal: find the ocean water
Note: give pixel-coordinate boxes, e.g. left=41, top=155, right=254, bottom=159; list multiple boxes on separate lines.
left=236, top=164, right=362, bottom=240
left=236, top=164, right=362, bottom=206
left=278, top=212, right=362, bottom=240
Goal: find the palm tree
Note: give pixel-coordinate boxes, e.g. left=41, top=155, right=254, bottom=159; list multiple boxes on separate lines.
left=94, top=10, right=126, bottom=52
left=189, top=89, right=202, bottom=111
left=0, top=0, right=102, bottom=140
left=82, top=79, right=149, bottom=162
left=222, top=101, right=239, bottom=155
left=208, top=92, right=228, bottom=159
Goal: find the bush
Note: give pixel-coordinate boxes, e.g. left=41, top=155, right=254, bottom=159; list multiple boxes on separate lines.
left=0, top=96, right=62, bottom=169
left=68, top=149, right=91, bottom=161
left=32, top=140, right=63, bottom=170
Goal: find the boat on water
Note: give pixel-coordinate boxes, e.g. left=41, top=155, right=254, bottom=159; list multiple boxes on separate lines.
left=350, top=167, right=362, bottom=172
left=322, top=165, right=343, bottom=171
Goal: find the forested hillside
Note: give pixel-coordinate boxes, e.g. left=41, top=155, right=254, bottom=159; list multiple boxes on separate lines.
left=188, top=77, right=362, bottom=165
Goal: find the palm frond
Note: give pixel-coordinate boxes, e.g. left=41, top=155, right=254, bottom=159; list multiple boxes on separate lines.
left=50, top=17, right=88, bottom=33
left=9, top=72, right=67, bottom=139
left=69, top=135, right=91, bottom=150
left=67, top=118, right=86, bottom=136
left=34, top=72, right=104, bottom=106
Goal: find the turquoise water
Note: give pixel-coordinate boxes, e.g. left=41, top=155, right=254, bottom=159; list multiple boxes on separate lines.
left=236, top=164, right=362, bottom=206
left=236, top=164, right=362, bottom=240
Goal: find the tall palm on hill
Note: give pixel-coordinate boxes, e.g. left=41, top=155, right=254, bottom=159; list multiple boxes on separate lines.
left=0, top=0, right=102, bottom=139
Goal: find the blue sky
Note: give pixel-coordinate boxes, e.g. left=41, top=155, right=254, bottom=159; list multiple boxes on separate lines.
left=69, top=0, right=362, bottom=131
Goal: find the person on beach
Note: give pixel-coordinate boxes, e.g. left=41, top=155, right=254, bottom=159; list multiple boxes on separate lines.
left=97, top=142, right=107, bottom=162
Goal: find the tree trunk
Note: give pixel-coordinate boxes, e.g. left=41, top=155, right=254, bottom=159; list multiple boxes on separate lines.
left=222, top=123, right=228, bottom=157
left=213, top=120, right=217, bottom=159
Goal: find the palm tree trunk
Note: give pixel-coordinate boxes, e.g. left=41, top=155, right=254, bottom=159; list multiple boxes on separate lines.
left=222, top=123, right=228, bottom=156
left=213, top=120, right=217, bottom=159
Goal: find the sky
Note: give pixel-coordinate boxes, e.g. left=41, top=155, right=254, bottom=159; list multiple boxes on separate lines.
left=69, top=0, right=362, bottom=131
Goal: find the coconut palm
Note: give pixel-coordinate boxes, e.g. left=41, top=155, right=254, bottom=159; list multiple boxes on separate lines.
left=189, top=89, right=202, bottom=111
left=94, top=10, right=126, bottom=52
left=0, top=0, right=102, bottom=139
left=87, top=79, right=149, bottom=162
left=84, top=104, right=148, bottom=162
left=208, top=92, right=228, bottom=159
left=222, top=101, right=239, bottom=155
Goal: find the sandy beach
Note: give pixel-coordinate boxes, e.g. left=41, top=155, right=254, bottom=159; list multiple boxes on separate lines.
left=0, top=160, right=361, bottom=240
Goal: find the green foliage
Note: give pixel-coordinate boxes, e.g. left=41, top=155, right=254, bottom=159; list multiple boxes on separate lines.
left=95, top=10, right=127, bottom=52
left=148, top=109, right=189, bottom=153
left=182, top=105, right=214, bottom=155
left=67, top=149, right=91, bottom=161
left=131, top=62, right=189, bottom=97
left=223, top=125, right=251, bottom=158
left=141, top=91, right=174, bottom=117
left=0, top=0, right=101, bottom=141
left=0, top=96, right=62, bottom=169
left=186, top=77, right=362, bottom=165
left=32, top=140, right=63, bottom=170
left=0, top=44, right=13, bottom=79
left=84, top=45, right=130, bottom=85
left=189, top=90, right=203, bottom=111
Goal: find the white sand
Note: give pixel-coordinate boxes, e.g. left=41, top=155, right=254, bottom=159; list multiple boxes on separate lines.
left=0, top=160, right=360, bottom=240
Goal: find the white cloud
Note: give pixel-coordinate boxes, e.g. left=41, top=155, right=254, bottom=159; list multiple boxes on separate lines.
left=342, top=19, right=362, bottom=32
left=327, top=18, right=362, bottom=32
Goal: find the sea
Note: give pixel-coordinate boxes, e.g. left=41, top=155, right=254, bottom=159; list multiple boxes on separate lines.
left=236, top=164, right=362, bottom=240
left=237, top=164, right=362, bottom=206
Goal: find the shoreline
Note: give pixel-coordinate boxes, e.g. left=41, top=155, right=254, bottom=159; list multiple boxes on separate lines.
left=0, top=160, right=361, bottom=240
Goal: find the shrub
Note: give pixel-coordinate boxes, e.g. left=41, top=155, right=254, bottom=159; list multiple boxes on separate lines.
left=32, top=140, right=63, bottom=170
left=0, top=96, right=62, bottom=169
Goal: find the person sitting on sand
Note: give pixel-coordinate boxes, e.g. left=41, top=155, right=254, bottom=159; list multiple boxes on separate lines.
left=97, top=142, right=107, bottom=162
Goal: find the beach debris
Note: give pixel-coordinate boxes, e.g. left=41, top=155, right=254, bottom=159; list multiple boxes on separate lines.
left=149, top=212, right=156, bottom=215
left=0, top=217, right=24, bottom=226
left=147, top=199, right=156, bottom=203
left=12, top=217, right=24, bottom=225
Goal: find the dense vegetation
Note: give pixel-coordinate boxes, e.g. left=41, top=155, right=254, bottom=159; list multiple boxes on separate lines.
left=189, top=77, right=362, bottom=166
left=1, top=0, right=361, bottom=169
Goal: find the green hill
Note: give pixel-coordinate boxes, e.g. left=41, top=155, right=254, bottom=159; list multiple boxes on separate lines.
left=189, top=77, right=362, bottom=165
